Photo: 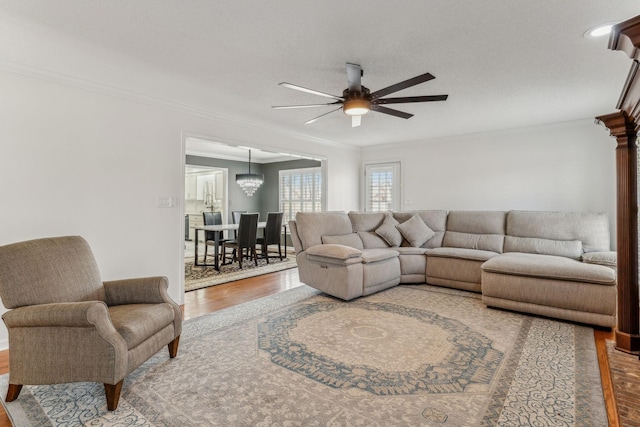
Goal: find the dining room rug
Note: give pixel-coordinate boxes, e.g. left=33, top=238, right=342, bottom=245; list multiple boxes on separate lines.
left=185, top=254, right=297, bottom=291
left=0, top=284, right=607, bottom=426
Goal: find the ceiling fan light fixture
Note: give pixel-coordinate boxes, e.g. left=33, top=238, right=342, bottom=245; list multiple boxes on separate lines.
left=343, top=98, right=370, bottom=116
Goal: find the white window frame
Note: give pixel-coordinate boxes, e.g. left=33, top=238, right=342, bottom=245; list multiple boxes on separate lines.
left=279, top=167, right=323, bottom=222
left=364, top=161, right=401, bottom=212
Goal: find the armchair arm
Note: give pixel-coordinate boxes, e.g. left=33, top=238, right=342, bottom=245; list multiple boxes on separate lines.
left=2, top=301, right=129, bottom=385
left=103, top=276, right=182, bottom=337
left=3, top=301, right=113, bottom=328
left=103, top=276, right=172, bottom=306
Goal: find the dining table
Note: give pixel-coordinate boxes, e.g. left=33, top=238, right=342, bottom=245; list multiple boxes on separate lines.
left=193, top=222, right=288, bottom=271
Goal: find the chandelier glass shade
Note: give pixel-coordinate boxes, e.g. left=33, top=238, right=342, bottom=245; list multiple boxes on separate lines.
left=236, top=149, right=264, bottom=196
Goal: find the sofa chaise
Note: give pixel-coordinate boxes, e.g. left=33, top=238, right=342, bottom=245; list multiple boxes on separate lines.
left=289, top=210, right=617, bottom=328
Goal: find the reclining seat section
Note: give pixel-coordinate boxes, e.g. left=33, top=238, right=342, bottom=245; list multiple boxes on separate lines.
left=290, top=211, right=400, bottom=300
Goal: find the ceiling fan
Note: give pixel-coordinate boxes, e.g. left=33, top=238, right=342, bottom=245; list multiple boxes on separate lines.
left=272, top=63, right=448, bottom=127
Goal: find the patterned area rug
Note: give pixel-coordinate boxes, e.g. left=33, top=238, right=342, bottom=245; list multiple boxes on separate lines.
left=185, top=254, right=297, bottom=291
left=0, top=285, right=607, bottom=426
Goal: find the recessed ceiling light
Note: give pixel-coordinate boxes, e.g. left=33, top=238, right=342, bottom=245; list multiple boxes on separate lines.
left=584, top=23, right=616, bottom=38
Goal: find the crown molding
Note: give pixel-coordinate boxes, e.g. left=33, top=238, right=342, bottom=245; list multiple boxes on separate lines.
left=0, top=60, right=358, bottom=152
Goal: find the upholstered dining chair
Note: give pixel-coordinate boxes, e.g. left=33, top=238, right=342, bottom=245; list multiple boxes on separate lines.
left=0, top=236, right=182, bottom=411
left=257, top=212, right=284, bottom=263
left=222, top=213, right=259, bottom=269
left=231, top=210, right=247, bottom=239
left=203, top=211, right=228, bottom=263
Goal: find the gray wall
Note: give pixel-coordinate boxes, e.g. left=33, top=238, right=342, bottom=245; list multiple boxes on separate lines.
left=186, top=155, right=320, bottom=222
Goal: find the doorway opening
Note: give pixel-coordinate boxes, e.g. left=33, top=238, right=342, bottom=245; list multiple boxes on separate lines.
left=184, top=165, right=228, bottom=258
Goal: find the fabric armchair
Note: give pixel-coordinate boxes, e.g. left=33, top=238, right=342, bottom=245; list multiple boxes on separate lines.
left=0, top=236, right=182, bottom=411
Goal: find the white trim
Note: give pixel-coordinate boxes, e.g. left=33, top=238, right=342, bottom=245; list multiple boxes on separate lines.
left=0, top=60, right=358, bottom=152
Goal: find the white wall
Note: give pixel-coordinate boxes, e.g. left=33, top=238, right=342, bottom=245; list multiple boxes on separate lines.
left=361, top=120, right=617, bottom=239
left=0, top=70, right=360, bottom=350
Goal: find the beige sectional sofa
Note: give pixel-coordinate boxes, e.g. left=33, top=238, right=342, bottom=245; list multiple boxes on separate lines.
left=289, top=210, right=617, bottom=328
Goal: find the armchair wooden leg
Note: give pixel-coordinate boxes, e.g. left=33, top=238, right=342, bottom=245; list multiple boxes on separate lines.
left=6, top=384, right=22, bottom=402
left=104, top=380, right=123, bottom=411
left=168, top=336, right=180, bottom=358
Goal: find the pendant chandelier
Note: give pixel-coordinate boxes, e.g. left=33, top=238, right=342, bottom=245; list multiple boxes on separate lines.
left=236, top=149, right=264, bottom=196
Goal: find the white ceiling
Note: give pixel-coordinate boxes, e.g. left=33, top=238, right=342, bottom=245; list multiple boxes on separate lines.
left=0, top=1, right=637, bottom=148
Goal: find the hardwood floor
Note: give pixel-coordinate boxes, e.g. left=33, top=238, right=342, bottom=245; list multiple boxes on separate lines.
left=0, top=268, right=633, bottom=426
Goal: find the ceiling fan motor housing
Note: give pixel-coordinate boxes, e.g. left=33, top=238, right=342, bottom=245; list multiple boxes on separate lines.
left=343, top=87, right=371, bottom=115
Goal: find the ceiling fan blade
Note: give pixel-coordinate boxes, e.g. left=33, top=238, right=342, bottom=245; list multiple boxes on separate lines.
left=279, top=82, right=344, bottom=101
left=346, top=63, right=362, bottom=93
left=370, top=104, right=413, bottom=119
left=369, top=72, right=436, bottom=100
left=352, top=115, right=361, bottom=127
left=304, top=106, right=343, bottom=124
left=272, top=102, right=341, bottom=109
left=375, top=95, right=448, bottom=104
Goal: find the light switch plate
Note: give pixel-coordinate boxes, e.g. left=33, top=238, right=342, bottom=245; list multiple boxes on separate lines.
left=156, top=196, right=175, bottom=208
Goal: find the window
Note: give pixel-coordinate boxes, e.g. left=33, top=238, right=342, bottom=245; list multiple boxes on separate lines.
left=280, top=167, right=323, bottom=222
left=365, top=162, right=400, bottom=212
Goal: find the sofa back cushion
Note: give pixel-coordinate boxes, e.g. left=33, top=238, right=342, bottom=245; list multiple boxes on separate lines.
left=295, top=211, right=353, bottom=251
left=443, top=231, right=504, bottom=253
left=348, top=212, right=387, bottom=232
left=506, top=211, right=610, bottom=253
left=443, top=211, right=507, bottom=253
left=503, top=236, right=583, bottom=260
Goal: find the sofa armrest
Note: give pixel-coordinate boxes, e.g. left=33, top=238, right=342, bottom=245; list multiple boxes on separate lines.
left=582, top=251, right=617, bottom=268
left=306, top=244, right=363, bottom=266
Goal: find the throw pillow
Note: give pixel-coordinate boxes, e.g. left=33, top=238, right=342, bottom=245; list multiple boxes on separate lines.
left=396, top=214, right=435, bottom=247
left=375, top=215, right=403, bottom=247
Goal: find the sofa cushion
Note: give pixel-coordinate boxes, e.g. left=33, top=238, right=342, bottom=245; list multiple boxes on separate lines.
left=360, top=248, right=399, bottom=264
left=506, top=211, right=610, bottom=253
left=481, top=252, right=616, bottom=285
left=446, top=210, right=507, bottom=234
left=375, top=215, right=403, bottom=247
left=582, top=251, right=617, bottom=268
left=348, top=212, right=387, bottom=232
left=306, top=244, right=362, bottom=266
left=321, top=233, right=364, bottom=249
left=296, top=212, right=354, bottom=251
left=357, top=231, right=391, bottom=249
left=504, top=236, right=582, bottom=260
left=396, top=215, right=435, bottom=247
left=443, top=231, right=504, bottom=253
left=393, top=247, right=428, bottom=255
left=426, top=247, right=499, bottom=262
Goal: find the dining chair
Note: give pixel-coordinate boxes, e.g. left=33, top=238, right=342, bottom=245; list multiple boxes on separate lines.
left=257, top=212, right=284, bottom=263
left=203, top=211, right=228, bottom=263
left=0, top=236, right=182, bottom=411
left=222, top=213, right=259, bottom=269
left=231, top=210, right=247, bottom=239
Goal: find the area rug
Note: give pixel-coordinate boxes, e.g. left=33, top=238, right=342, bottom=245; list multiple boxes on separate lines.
left=0, top=284, right=607, bottom=426
left=185, top=254, right=297, bottom=291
